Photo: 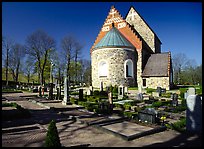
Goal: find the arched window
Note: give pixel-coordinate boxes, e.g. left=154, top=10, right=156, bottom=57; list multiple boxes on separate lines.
left=124, top=59, right=133, bottom=78
left=98, top=61, right=108, bottom=77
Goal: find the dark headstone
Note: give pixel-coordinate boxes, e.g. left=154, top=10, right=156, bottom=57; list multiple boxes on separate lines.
left=48, top=83, right=53, bottom=100
left=157, top=87, right=162, bottom=95
left=138, top=108, right=157, bottom=124
left=137, top=93, right=143, bottom=100
left=79, top=89, right=83, bottom=101
left=39, top=86, right=42, bottom=97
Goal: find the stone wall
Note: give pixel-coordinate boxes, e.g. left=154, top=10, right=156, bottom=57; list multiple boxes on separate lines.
left=126, top=7, right=161, bottom=53
left=137, top=51, right=143, bottom=88
left=91, top=48, right=137, bottom=88
left=143, top=76, right=170, bottom=90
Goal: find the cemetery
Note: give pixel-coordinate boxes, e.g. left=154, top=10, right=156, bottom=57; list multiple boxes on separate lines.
left=2, top=3, right=202, bottom=147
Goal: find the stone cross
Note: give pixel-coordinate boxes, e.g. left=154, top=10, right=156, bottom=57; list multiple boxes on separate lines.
left=186, top=95, right=202, bottom=133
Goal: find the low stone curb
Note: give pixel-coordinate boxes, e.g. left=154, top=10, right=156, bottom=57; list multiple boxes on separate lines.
left=93, top=121, right=167, bottom=141
left=28, top=99, right=52, bottom=109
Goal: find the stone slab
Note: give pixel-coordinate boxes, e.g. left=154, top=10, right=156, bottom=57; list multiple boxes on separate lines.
left=102, top=121, right=153, bottom=136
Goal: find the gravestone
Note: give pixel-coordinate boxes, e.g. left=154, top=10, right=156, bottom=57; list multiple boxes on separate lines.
left=138, top=108, right=157, bottom=124
left=188, top=87, right=195, bottom=96
left=171, top=93, right=178, bottom=106
left=56, top=87, right=59, bottom=100
left=156, top=87, right=162, bottom=96
left=39, top=86, right=42, bottom=97
left=108, top=92, right=113, bottom=104
left=79, top=89, right=83, bottom=101
left=100, top=82, right=103, bottom=91
left=186, top=95, right=202, bottom=133
left=48, top=83, right=53, bottom=100
left=62, top=77, right=69, bottom=105
left=89, top=86, right=93, bottom=95
left=137, top=93, right=143, bottom=100
left=118, top=85, right=124, bottom=99
left=124, top=87, right=128, bottom=94
left=87, top=89, right=91, bottom=96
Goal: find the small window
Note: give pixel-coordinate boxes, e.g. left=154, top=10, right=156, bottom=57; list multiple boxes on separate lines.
left=124, top=59, right=133, bottom=78
left=143, top=79, right=146, bottom=87
left=99, top=61, right=108, bottom=77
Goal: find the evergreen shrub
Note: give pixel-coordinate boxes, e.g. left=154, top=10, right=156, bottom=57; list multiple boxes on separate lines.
left=45, top=120, right=61, bottom=147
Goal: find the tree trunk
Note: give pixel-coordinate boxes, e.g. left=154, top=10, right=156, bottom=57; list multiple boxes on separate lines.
left=6, top=48, right=9, bottom=86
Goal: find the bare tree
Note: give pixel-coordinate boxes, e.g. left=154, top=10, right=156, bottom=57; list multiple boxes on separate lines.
left=2, top=36, right=14, bottom=86
left=23, top=56, right=35, bottom=83
left=73, top=41, right=82, bottom=84
left=8, top=43, right=25, bottom=83
left=172, top=53, right=188, bottom=84
left=61, top=35, right=76, bottom=102
left=25, top=30, right=55, bottom=86
left=79, top=59, right=91, bottom=86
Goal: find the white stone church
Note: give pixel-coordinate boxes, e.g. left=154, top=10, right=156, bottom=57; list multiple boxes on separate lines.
left=90, top=6, right=173, bottom=90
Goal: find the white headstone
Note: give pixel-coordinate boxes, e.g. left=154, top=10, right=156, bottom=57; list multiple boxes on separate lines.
left=87, top=89, right=91, bottom=96
left=188, top=87, right=195, bottom=96
left=186, top=95, right=202, bottom=133
left=124, top=87, right=128, bottom=94
left=62, top=77, right=68, bottom=105
left=89, top=86, right=93, bottom=91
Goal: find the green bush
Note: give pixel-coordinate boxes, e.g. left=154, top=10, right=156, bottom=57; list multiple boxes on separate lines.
left=196, top=87, right=202, bottom=95
left=112, top=85, right=118, bottom=94
left=167, top=118, right=186, bottom=132
left=146, top=88, right=156, bottom=94
left=70, top=91, right=79, bottom=95
left=70, top=97, right=78, bottom=104
left=151, top=101, right=162, bottom=107
left=45, top=120, right=61, bottom=147
left=161, top=92, right=171, bottom=98
left=179, top=88, right=188, bottom=98
left=123, top=111, right=138, bottom=119
left=93, top=90, right=100, bottom=96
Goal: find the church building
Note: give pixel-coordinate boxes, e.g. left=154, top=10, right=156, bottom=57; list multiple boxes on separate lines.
left=90, top=6, right=173, bottom=90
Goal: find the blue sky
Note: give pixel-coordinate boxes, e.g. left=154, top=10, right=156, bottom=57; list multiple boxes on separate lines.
left=2, top=2, right=202, bottom=65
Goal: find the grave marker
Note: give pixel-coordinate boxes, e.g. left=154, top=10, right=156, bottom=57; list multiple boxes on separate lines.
left=188, top=87, right=195, bottom=96
left=62, top=77, right=69, bottom=105
left=186, top=95, right=202, bottom=133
